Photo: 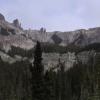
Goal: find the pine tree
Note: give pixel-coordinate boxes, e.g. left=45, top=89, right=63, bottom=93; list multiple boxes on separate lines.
left=30, top=41, right=44, bottom=100
left=56, top=60, right=66, bottom=100
left=44, top=70, right=56, bottom=100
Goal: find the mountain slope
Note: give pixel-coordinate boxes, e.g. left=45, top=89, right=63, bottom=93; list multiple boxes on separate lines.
left=0, top=13, right=100, bottom=52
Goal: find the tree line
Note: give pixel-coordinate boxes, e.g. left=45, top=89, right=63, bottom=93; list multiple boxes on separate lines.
left=0, top=41, right=100, bottom=100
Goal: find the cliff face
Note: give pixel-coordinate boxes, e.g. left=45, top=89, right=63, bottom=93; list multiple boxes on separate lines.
left=13, top=19, right=23, bottom=30
left=0, top=13, right=24, bottom=35
left=25, top=28, right=100, bottom=47
left=0, top=13, right=100, bottom=70
left=0, top=13, right=35, bottom=51
left=0, top=13, right=100, bottom=49
left=0, top=50, right=96, bottom=71
left=0, top=13, right=5, bottom=21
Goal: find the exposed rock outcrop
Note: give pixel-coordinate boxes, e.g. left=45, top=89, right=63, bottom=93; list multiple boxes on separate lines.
left=0, top=13, right=100, bottom=55
left=40, top=27, right=46, bottom=33
left=51, top=33, right=62, bottom=44
left=0, top=13, right=24, bottom=36
left=25, top=27, right=100, bottom=47
left=0, top=13, right=5, bottom=21
left=13, top=19, right=22, bottom=30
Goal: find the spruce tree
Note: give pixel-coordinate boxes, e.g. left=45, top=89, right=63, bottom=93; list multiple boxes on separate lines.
left=44, top=70, right=56, bottom=100
left=30, top=41, right=44, bottom=100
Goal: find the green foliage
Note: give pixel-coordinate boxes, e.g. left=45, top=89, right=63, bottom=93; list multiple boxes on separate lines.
left=42, top=43, right=81, bottom=54
left=0, top=54, right=99, bottom=100
left=66, top=44, right=81, bottom=53
left=0, top=42, right=100, bottom=100
left=78, top=43, right=100, bottom=53
left=7, top=43, right=100, bottom=58
left=8, top=46, right=34, bottom=58
left=30, top=41, right=44, bottom=100
left=0, top=59, right=31, bottom=100
left=44, top=70, right=56, bottom=100
left=41, top=43, right=67, bottom=54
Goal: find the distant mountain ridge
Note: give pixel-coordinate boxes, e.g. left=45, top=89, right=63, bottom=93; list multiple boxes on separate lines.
left=0, top=13, right=100, bottom=71
left=0, top=13, right=100, bottom=51
left=25, top=27, right=100, bottom=47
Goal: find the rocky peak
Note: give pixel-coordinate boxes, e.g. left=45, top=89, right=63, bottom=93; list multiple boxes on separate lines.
left=0, top=13, right=5, bottom=21
left=51, top=34, right=62, bottom=44
left=13, top=19, right=22, bottom=30
left=40, top=27, right=46, bottom=33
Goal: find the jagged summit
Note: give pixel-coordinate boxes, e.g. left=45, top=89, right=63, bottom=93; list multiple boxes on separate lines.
left=0, top=13, right=24, bottom=35
left=13, top=19, right=23, bottom=30
left=0, top=13, right=100, bottom=50
left=0, top=13, right=5, bottom=21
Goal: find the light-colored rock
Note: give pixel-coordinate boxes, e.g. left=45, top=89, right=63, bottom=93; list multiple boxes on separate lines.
left=0, top=34, right=36, bottom=52
left=0, top=51, right=16, bottom=64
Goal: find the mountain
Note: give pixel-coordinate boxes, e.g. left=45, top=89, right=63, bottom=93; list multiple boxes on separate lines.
left=0, top=13, right=24, bottom=35
left=0, top=13, right=36, bottom=51
left=25, top=27, right=100, bottom=47
left=0, top=13, right=100, bottom=48
left=0, top=13, right=100, bottom=70
left=0, top=13, right=5, bottom=21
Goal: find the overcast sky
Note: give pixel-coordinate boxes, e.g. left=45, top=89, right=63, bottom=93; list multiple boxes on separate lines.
left=0, top=0, right=100, bottom=31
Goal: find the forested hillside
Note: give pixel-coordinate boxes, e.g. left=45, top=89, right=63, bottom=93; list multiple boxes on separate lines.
left=0, top=42, right=100, bottom=100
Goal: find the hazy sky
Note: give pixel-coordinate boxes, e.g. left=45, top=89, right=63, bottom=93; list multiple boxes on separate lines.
left=0, top=0, right=100, bottom=31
